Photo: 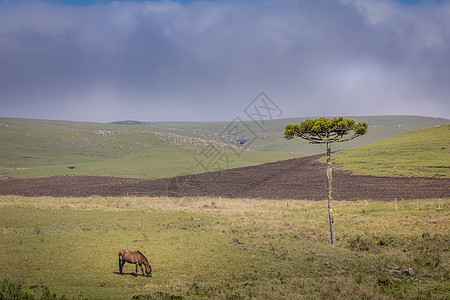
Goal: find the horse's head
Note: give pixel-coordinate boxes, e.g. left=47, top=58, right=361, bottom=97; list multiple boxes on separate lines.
left=137, top=250, right=152, bottom=278
left=145, top=264, right=152, bottom=277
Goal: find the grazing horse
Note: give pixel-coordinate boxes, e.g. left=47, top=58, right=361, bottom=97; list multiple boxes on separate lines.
left=118, top=249, right=152, bottom=277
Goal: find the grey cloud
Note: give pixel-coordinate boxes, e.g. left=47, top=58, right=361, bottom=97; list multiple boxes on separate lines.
left=0, top=0, right=449, bottom=122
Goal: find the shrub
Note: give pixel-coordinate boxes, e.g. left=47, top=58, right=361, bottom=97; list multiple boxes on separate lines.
left=0, top=279, right=34, bottom=300
left=0, top=279, right=66, bottom=300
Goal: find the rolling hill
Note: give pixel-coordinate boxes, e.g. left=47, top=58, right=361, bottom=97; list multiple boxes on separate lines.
left=150, top=115, right=449, bottom=153
left=0, top=117, right=298, bottom=179
left=0, top=116, right=448, bottom=179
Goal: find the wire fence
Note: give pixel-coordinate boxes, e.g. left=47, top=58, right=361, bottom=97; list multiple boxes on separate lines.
left=0, top=195, right=446, bottom=214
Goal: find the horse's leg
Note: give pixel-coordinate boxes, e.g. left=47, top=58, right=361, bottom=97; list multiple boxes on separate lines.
left=121, top=261, right=125, bottom=275
left=119, top=255, right=123, bottom=275
left=135, top=263, right=139, bottom=277
left=139, top=263, right=145, bottom=276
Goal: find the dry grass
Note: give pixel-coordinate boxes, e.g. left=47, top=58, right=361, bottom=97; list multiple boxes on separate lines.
left=0, top=195, right=448, bottom=299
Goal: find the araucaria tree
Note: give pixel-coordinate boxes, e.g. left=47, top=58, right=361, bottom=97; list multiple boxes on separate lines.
left=284, top=117, right=368, bottom=245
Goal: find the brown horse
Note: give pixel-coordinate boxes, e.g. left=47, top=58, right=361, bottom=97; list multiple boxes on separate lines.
left=118, top=249, right=152, bottom=277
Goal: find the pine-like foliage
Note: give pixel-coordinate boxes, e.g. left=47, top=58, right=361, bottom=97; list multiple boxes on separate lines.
left=284, top=117, right=368, bottom=144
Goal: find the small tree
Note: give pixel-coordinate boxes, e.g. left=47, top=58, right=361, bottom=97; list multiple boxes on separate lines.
left=284, top=117, right=368, bottom=244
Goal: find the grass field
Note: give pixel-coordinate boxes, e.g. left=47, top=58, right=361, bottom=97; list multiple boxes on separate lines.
left=332, top=124, right=450, bottom=178
left=1, top=116, right=449, bottom=299
left=0, top=196, right=448, bottom=299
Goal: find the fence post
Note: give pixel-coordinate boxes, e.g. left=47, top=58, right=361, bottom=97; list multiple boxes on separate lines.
left=304, top=199, right=307, bottom=212
left=417, top=199, right=419, bottom=211
left=219, top=196, right=221, bottom=207
left=395, top=198, right=397, bottom=211
left=287, top=200, right=289, bottom=210
left=34, top=197, right=37, bottom=209
left=13, top=195, right=16, bottom=207
left=254, top=198, right=256, bottom=210
left=153, top=199, right=155, bottom=209
left=61, top=198, right=63, bottom=209
left=183, top=198, right=185, bottom=208
left=439, top=198, right=441, bottom=211
left=364, top=200, right=367, bottom=214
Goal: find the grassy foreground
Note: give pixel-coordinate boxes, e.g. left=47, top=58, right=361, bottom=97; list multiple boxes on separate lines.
left=0, top=196, right=448, bottom=299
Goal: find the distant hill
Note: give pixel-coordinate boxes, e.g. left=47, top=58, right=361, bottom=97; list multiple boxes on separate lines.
left=0, top=117, right=297, bottom=179
left=0, top=116, right=448, bottom=179
left=111, top=120, right=145, bottom=125
left=151, top=115, right=449, bottom=154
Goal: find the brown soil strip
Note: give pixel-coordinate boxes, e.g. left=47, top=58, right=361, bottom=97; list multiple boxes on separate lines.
left=0, top=155, right=448, bottom=201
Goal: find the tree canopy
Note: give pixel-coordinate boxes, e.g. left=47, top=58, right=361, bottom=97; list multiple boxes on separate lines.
left=284, top=117, right=368, bottom=144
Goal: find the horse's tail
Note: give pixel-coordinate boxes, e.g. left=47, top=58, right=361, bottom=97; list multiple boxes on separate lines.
left=118, top=249, right=125, bottom=274
left=118, top=249, right=128, bottom=259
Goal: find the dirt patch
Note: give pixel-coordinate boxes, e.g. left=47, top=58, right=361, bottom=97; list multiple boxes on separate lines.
left=0, top=155, right=449, bottom=200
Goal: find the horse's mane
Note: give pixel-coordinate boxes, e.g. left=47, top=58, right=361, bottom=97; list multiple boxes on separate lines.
left=138, top=250, right=148, bottom=262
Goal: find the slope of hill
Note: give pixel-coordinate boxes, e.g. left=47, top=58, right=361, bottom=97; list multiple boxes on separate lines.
left=150, top=115, right=449, bottom=154
left=0, top=117, right=298, bottom=179
left=332, top=124, right=450, bottom=178
left=0, top=116, right=447, bottom=179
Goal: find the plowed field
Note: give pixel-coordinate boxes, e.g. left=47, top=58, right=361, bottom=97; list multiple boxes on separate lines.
left=1, top=155, right=449, bottom=200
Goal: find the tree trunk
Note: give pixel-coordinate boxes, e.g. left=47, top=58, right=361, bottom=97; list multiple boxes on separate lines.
left=326, top=141, right=336, bottom=245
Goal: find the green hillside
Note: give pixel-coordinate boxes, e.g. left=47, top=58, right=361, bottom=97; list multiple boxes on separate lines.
left=0, top=117, right=298, bottom=179
left=332, top=124, right=450, bottom=178
left=0, top=116, right=448, bottom=179
left=151, top=115, right=449, bottom=154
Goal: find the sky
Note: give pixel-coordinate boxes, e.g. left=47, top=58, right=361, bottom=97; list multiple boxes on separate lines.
left=0, top=0, right=449, bottom=122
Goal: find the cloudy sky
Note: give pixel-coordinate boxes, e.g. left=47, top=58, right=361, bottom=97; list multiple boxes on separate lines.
left=0, top=0, right=449, bottom=122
